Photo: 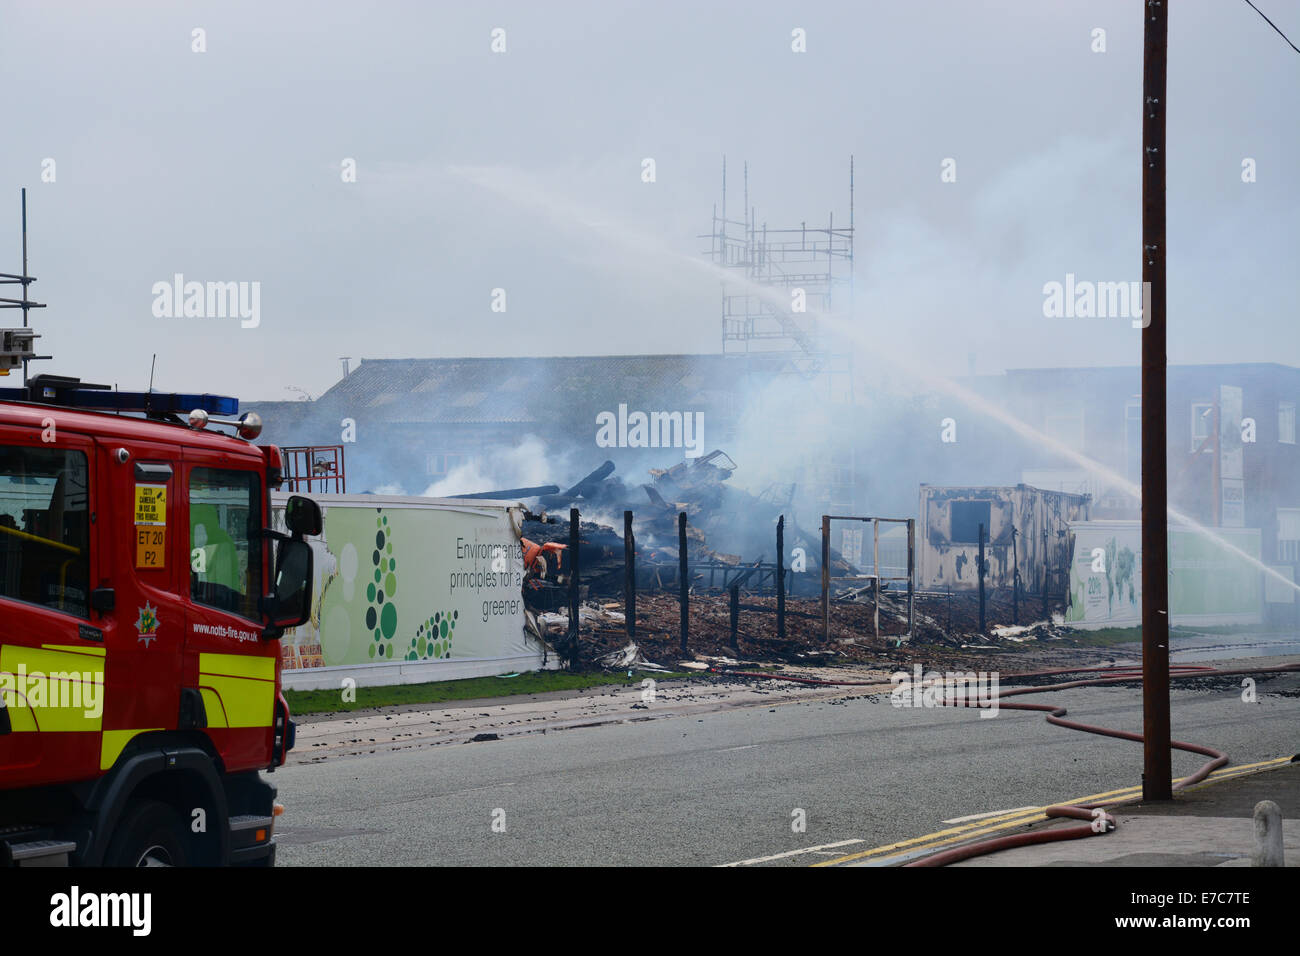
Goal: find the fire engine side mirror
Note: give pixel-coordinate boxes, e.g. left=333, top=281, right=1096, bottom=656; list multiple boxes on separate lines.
left=264, top=538, right=313, bottom=633
left=284, top=495, right=322, bottom=538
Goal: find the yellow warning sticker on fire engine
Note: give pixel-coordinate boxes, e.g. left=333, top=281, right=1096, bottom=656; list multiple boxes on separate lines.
left=134, top=484, right=167, bottom=526
left=136, top=526, right=165, bottom=569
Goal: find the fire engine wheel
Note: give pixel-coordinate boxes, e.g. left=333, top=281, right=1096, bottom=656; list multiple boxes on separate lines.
left=104, top=799, right=190, bottom=867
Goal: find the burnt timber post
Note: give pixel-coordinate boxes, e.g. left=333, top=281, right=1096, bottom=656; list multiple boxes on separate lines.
left=821, top=515, right=830, bottom=640
left=729, top=585, right=739, bottom=651
left=1011, top=524, right=1020, bottom=626
left=872, top=518, right=881, bottom=641
left=678, top=512, right=689, bottom=656
left=567, top=507, right=580, bottom=667
left=1042, top=527, right=1049, bottom=620
left=977, top=522, right=986, bottom=632
left=906, top=518, right=915, bottom=639
left=776, top=515, right=786, bottom=639
left=624, top=510, right=635, bottom=643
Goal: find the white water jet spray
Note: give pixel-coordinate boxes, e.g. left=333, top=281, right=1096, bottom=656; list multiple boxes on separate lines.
left=820, top=313, right=1300, bottom=597
left=451, top=165, right=1300, bottom=596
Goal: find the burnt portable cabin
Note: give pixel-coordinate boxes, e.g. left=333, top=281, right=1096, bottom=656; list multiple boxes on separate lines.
left=917, top=483, right=1091, bottom=597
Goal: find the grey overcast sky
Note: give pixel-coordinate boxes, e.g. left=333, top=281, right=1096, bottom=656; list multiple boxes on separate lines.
left=2, top=0, right=1297, bottom=402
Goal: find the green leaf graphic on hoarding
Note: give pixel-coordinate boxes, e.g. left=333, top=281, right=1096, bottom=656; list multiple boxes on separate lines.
left=410, top=609, right=458, bottom=661
left=366, top=511, right=398, bottom=659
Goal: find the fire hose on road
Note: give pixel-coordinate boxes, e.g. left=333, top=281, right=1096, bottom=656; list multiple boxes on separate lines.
left=711, top=661, right=1300, bottom=866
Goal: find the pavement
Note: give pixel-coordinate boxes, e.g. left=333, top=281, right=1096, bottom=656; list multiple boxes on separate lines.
left=286, top=667, right=898, bottom=764
left=907, top=760, right=1300, bottom=867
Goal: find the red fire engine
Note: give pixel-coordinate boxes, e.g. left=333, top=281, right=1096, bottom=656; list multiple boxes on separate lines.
left=0, top=372, right=319, bottom=866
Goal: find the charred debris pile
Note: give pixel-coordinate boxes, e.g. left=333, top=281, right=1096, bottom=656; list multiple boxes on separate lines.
left=456, top=449, right=854, bottom=603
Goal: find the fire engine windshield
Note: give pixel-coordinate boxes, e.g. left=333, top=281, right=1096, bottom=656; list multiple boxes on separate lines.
left=0, top=446, right=91, bottom=618
left=190, top=467, right=262, bottom=621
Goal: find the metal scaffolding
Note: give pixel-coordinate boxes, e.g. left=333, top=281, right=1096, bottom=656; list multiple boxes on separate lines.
left=699, top=160, right=861, bottom=554
left=701, top=158, right=855, bottom=375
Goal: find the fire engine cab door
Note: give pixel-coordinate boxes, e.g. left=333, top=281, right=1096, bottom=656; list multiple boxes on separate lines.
left=87, top=436, right=186, bottom=777
left=0, top=426, right=101, bottom=786
left=180, top=453, right=276, bottom=771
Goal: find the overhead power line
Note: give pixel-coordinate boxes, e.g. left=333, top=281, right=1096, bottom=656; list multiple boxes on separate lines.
left=1243, top=0, right=1300, bottom=55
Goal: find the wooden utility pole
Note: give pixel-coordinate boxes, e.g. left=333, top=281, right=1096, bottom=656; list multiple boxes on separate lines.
left=1141, top=0, right=1173, bottom=801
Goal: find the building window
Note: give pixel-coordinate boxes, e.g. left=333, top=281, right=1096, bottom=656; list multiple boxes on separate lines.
left=1279, top=509, right=1300, bottom=563
left=427, top=453, right=466, bottom=477
left=1190, top=402, right=1213, bottom=452
left=1279, top=402, right=1296, bottom=445
left=951, top=500, right=992, bottom=544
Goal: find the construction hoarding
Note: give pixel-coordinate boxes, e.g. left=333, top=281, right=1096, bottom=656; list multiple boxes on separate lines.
left=271, top=493, right=552, bottom=690
left=1065, top=519, right=1262, bottom=628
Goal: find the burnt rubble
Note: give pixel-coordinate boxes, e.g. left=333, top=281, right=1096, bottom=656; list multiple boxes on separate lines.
left=454, top=449, right=855, bottom=601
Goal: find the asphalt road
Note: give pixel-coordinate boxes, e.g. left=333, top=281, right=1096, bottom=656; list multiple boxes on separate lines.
left=274, top=668, right=1299, bottom=866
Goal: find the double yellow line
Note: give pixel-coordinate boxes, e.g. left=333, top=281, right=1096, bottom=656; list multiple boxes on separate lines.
left=812, top=757, right=1294, bottom=867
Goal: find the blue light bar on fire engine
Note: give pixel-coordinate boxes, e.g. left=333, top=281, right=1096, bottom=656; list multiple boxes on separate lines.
left=67, top=390, right=238, bottom=415
left=0, top=383, right=238, bottom=416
